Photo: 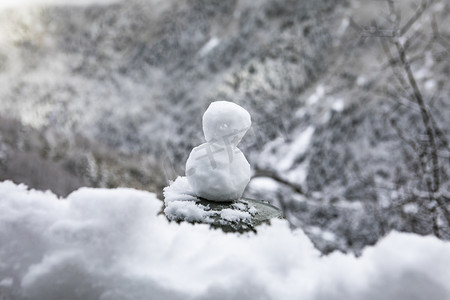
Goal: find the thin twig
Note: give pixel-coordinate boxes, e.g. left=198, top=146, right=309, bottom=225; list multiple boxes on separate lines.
left=399, top=0, right=433, bottom=36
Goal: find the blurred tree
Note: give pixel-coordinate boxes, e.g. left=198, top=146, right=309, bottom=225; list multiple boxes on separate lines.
left=355, top=0, right=450, bottom=238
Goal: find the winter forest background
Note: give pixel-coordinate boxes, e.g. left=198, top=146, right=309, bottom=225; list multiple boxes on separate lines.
left=0, top=0, right=449, bottom=298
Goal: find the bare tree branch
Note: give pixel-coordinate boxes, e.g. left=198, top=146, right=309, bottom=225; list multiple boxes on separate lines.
left=393, top=38, right=440, bottom=193
left=253, top=167, right=307, bottom=196
left=399, top=0, right=434, bottom=36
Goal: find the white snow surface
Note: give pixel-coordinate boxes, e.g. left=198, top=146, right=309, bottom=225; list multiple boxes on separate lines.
left=198, top=37, right=220, bottom=57
left=220, top=208, right=251, bottom=223
left=278, top=126, right=315, bottom=171
left=1, top=180, right=450, bottom=300
left=186, top=101, right=251, bottom=201
left=164, top=200, right=215, bottom=223
left=163, top=176, right=214, bottom=223
left=163, top=176, right=254, bottom=224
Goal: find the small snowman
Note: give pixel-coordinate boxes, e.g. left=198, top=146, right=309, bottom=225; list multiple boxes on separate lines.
left=186, top=101, right=251, bottom=201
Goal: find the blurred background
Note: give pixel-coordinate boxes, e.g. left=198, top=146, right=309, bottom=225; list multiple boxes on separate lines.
left=0, top=0, right=449, bottom=254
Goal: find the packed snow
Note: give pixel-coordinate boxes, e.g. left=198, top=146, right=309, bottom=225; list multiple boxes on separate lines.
left=163, top=176, right=212, bottom=223
left=164, top=200, right=215, bottom=223
left=186, top=101, right=251, bottom=201
left=1, top=180, right=450, bottom=300
left=163, top=176, right=257, bottom=226
left=220, top=208, right=251, bottom=223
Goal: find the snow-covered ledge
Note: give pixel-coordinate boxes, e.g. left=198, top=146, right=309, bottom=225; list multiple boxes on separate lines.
left=0, top=180, right=449, bottom=299
left=163, top=176, right=282, bottom=232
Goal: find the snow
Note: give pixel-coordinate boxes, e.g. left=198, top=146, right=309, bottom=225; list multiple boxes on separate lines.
left=232, top=202, right=247, bottom=210
left=0, top=277, right=13, bottom=287
left=248, top=177, right=280, bottom=192
left=1, top=180, right=450, bottom=299
left=163, top=176, right=213, bottom=223
left=425, top=79, right=436, bottom=91
left=279, top=126, right=315, bottom=171
left=163, top=176, right=257, bottom=225
left=198, top=37, right=220, bottom=57
left=186, top=101, right=251, bottom=201
left=306, top=84, right=325, bottom=105
left=248, top=206, right=258, bottom=215
left=331, top=98, right=345, bottom=112
left=164, top=200, right=214, bottom=223
left=337, top=17, right=350, bottom=36
left=186, top=143, right=250, bottom=201
left=220, top=208, right=251, bottom=223
left=308, top=226, right=337, bottom=243
left=403, top=203, right=419, bottom=214
left=356, top=76, right=367, bottom=86
left=202, top=101, right=251, bottom=147
left=162, top=175, right=198, bottom=202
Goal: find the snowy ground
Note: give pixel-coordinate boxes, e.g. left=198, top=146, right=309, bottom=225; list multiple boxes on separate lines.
left=0, top=180, right=449, bottom=300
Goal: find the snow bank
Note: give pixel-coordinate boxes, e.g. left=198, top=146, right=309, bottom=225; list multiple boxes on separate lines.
left=1, top=180, right=450, bottom=300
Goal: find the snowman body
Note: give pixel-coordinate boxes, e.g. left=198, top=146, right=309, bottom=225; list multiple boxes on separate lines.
left=186, top=101, right=251, bottom=201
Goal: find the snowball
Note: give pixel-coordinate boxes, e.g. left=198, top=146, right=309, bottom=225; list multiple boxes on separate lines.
left=186, top=143, right=250, bottom=201
left=202, top=101, right=251, bottom=147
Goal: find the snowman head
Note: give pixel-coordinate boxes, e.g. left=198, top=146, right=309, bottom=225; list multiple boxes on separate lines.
left=202, top=101, right=251, bottom=147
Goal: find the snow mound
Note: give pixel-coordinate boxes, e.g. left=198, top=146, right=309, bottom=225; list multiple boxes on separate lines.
left=163, top=176, right=215, bottom=223
left=163, top=200, right=215, bottom=223
left=1, top=180, right=450, bottom=300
